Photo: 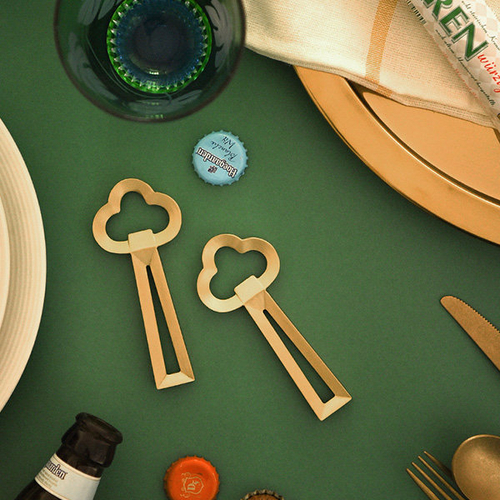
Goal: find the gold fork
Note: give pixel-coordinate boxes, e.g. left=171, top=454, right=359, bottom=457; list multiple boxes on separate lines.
left=406, top=451, right=468, bottom=500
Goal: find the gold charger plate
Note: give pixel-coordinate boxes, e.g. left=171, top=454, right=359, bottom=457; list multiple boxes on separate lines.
left=295, top=67, right=500, bottom=245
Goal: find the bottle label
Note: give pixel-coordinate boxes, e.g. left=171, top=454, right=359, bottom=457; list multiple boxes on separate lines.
left=406, top=0, right=500, bottom=129
left=35, top=454, right=100, bottom=500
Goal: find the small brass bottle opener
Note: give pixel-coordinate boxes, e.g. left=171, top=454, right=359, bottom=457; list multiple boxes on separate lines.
left=197, top=234, right=351, bottom=420
left=93, top=178, right=194, bottom=389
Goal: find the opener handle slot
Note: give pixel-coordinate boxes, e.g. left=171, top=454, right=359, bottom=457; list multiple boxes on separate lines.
left=244, top=289, right=351, bottom=421
left=131, top=247, right=194, bottom=389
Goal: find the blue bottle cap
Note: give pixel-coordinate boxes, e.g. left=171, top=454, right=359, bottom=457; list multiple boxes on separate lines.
left=192, top=131, right=247, bottom=185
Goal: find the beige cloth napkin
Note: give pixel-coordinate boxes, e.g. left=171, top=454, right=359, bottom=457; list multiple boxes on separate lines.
left=242, top=0, right=500, bottom=127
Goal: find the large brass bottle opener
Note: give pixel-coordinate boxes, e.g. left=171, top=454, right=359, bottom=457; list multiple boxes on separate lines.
left=93, top=178, right=194, bottom=389
left=197, top=234, right=351, bottom=420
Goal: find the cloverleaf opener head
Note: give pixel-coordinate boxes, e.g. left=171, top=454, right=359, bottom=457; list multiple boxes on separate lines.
left=92, top=178, right=181, bottom=255
left=197, top=234, right=280, bottom=313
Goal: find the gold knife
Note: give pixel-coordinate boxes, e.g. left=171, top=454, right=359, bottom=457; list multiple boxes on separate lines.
left=441, top=295, right=500, bottom=371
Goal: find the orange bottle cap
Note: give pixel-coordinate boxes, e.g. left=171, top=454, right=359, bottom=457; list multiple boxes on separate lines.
left=164, top=456, right=220, bottom=500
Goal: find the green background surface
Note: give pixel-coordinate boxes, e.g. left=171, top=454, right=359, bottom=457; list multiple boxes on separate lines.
left=2, top=1, right=500, bottom=499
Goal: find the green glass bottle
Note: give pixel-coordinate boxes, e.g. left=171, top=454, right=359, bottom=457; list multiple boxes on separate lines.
left=14, top=413, right=123, bottom=500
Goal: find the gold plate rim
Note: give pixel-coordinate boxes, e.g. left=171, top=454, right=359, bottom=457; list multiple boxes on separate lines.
left=295, top=66, right=500, bottom=246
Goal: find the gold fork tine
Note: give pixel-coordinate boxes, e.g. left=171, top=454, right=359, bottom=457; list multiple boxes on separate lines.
left=424, top=451, right=453, bottom=478
left=406, top=467, right=440, bottom=500
left=420, top=453, right=467, bottom=500
left=410, top=461, right=455, bottom=500
left=406, top=453, right=468, bottom=500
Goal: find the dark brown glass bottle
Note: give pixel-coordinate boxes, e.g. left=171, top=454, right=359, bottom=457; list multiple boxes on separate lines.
left=14, top=413, right=123, bottom=500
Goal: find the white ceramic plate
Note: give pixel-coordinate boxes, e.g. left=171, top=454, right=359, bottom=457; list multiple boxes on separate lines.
left=0, top=119, right=46, bottom=412
left=0, top=193, right=10, bottom=333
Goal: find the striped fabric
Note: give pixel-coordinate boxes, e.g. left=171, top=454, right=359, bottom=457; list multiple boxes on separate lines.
left=242, top=0, right=500, bottom=127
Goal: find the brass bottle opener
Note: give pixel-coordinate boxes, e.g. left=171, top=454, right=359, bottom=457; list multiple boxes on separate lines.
left=197, top=234, right=351, bottom=420
left=92, top=178, right=194, bottom=389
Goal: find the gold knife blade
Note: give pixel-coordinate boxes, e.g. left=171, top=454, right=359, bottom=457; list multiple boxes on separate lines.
left=441, top=295, right=500, bottom=372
